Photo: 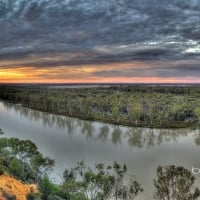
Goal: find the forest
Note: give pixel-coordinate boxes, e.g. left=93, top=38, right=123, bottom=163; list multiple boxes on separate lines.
left=0, top=85, right=200, bottom=128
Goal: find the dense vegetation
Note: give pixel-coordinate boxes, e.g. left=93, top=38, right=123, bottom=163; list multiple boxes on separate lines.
left=0, top=85, right=200, bottom=128
left=0, top=135, right=54, bottom=199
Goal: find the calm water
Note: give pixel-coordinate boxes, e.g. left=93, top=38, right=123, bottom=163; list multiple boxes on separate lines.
left=1, top=101, right=200, bottom=199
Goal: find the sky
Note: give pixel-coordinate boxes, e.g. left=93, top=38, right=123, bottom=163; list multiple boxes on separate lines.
left=0, top=0, right=200, bottom=83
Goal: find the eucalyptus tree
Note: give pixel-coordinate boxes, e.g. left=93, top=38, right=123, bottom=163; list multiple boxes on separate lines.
left=154, top=165, right=200, bottom=200
left=31, top=153, right=55, bottom=184
left=62, top=161, right=143, bottom=200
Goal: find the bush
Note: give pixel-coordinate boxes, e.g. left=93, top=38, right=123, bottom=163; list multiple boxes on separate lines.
left=0, top=164, right=4, bottom=175
left=39, top=175, right=55, bottom=200
left=26, top=192, right=41, bottom=200
left=8, top=158, right=23, bottom=179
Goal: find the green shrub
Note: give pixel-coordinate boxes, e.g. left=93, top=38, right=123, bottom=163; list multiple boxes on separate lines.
left=8, top=158, right=23, bottom=179
left=26, top=192, right=41, bottom=200
left=0, top=164, right=4, bottom=175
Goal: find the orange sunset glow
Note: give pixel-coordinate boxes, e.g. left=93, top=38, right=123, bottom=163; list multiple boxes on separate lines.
left=0, top=65, right=200, bottom=83
left=0, top=61, right=200, bottom=83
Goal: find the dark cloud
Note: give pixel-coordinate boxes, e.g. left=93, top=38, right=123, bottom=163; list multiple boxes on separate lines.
left=93, top=62, right=200, bottom=78
left=0, top=0, right=200, bottom=79
left=0, top=48, right=183, bottom=68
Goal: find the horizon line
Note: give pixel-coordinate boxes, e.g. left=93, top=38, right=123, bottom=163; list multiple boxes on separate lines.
left=0, top=82, right=200, bottom=85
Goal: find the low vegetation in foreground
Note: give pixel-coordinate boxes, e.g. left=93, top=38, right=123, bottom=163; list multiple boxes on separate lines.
left=0, top=85, right=200, bottom=128
left=0, top=129, right=200, bottom=200
left=0, top=134, right=143, bottom=200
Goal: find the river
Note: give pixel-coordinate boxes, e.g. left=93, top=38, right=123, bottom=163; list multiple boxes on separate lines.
left=0, top=101, right=200, bottom=199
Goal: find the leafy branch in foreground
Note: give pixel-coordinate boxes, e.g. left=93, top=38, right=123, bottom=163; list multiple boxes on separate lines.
left=0, top=136, right=143, bottom=200
left=154, top=165, right=200, bottom=200
left=0, top=137, right=54, bottom=184
left=2, top=135, right=200, bottom=200
left=61, top=161, right=143, bottom=200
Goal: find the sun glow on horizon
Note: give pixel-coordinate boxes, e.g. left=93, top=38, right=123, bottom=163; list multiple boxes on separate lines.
left=0, top=61, right=200, bottom=84
left=0, top=69, right=27, bottom=79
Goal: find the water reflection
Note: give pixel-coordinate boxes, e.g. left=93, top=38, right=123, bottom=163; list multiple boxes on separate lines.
left=96, top=124, right=109, bottom=142
left=81, top=121, right=94, bottom=140
left=3, top=102, right=199, bottom=148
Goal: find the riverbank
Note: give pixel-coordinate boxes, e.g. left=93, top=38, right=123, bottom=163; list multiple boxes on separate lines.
left=0, top=85, right=199, bottom=128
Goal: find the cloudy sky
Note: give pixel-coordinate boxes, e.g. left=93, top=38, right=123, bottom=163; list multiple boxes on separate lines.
left=0, top=0, right=200, bottom=83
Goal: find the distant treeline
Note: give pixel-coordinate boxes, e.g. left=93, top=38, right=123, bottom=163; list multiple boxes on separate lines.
left=0, top=85, right=200, bottom=128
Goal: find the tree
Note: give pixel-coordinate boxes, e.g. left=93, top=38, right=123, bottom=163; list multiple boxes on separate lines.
left=111, top=96, right=121, bottom=123
left=31, top=153, right=54, bottom=184
left=8, top=158, right=23, bottom=179
left=195, top=108, right=200, bottom=120
left=111, top=161, right=142, bottom=200
left=154, top=165, right=200, bottom=200
left=26, top=192, right=41, bottom=200
left=39, top=174, right=55, bottom=200
left=127, top=97, right=142, bottom=126
left=62, top=161, right=143, bottom=200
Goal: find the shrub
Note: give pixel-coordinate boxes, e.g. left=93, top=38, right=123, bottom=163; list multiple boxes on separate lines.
left=0, top=164, right=4, bottom=175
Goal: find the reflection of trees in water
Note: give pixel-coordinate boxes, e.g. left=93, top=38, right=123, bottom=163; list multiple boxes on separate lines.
left=65, top=117, right=76, bottom=136
left=125, top=127, right=194, bottom=148
left=125, top=128, right=143, bottom=148
left=81, top=121, right=94, bottom=140
left=4, top=102, right=199, bottom=148
left=111, top=126, right=122, bottom=145
left=96, top=124, right=109, bottom=142
left=195, top=134, right=200, bottom=146
left=4, top=102, right=77, bottom=134
left=194, top=128, right=200, bottom=146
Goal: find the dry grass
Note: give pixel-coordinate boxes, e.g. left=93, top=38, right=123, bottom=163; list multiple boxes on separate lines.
left=0, top=174, right=37, bottom=200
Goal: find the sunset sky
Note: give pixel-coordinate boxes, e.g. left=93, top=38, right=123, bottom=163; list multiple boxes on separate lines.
left=0, top=0, right=200, bottom=83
